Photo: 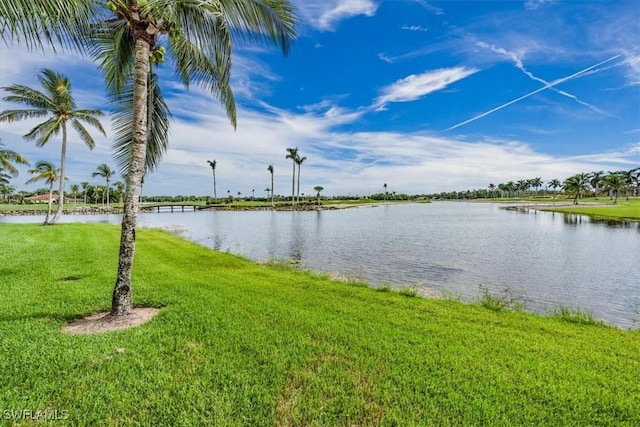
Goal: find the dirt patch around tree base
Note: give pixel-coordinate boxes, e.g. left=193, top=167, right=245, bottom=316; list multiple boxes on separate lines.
left=62, top=307, right=161, bottom=335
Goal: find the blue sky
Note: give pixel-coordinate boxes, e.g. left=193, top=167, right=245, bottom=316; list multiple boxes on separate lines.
left=1, top=0, right=639, bottom=196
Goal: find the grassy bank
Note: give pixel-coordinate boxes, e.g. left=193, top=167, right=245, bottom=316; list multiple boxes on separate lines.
left=1, top=224, right=638, bottom=426
left=538, top=197, right=640, bottom=220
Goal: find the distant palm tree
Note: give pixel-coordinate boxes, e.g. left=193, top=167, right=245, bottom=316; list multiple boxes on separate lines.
left=207, top=160, right=217, bottom=202
left=619, top=169, right=637, bottom=201
left=314, top=185, right=324, bottom=205
left=114, top=181, right=125, bottom=203
left=602, top=172, right=625, bottom=204
left=589, top=171, right=604, bottom=199
left=488, top=183, right=495, bottom=198
left=505, top=181, right=516, bottom=198
left=92, top=164, right=115, bottom=207
left=0, top=140, right=30, bottom=176
left=548, top=179, right=561, bottom=199
left=93, top=186, right=105, bottom=205
left=81, top=181, right=90, bottom=205
left=562, top=173, right=590, bottom=205
left=295, top=155, right=307, bottom=204
left=0, top=69, right=106, bottom=223
left=267, top=164, right=275, bottom=208
left=530, top=177, right=543, bottom=197
left=516, top=179, right=529, bottom=198
left=383, top=183, right=388, bottom=202
left=26, top=160, right=59, bottom=224
left=70, top=183, right=80, bottom=204
left=285, top=147, right=299, bottom=206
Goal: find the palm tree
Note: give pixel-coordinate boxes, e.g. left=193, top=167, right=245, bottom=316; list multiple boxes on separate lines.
left=92, top=186, right=105, bottom=205
left=0, top=69, right=106, bottom=224
left=548, top=179, right=561, bottom=199
left=589, top=171, right=604, bottom=199
left=285, top=147, right=299, bottom=206
left=530, top=177, right=542, bottom=198
left=505, top=181, right=516, bottom=198
left=207, top=160, right=217, bottom=202
left=70, top=183, right=80, bottom=204
left=26, top=160, right=59, bottom=224
left=314, top=185, right=324, bottom=205
left=602, top=172, right=625, bottom=204
left=562, top=173, right=590, bottom=205
left=488, top=183, right=495, bottom=198
left=267, top=164, right=274, bottom=208
left=295, top=155, right=307, bottom=204
left=0, top=140, right=30, bottom=176
left=0, top=69, right=106, bottom=223
left=383, top=183, right=388, bottom=202
left=619, top=169, right=637, bottom=201
left=114, top=181, right=125, bottom=203
left=6, top=0, right=296, bottom=316
left=81, top=181, right=90, bottom=205
left=516, top=179, right=528, bottom=198
left=90, top=1, right=296, bottom=316
left=92, top=164, right=115, bottom=207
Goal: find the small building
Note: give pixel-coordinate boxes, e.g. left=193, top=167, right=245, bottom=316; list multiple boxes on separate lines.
left=24, top=194, right=59, bottom=204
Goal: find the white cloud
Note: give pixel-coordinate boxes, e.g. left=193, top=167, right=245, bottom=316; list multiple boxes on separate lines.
left=524, top=0, right=554, bottom=10
left=401, top=25, right=428, bottom=32
left=623, top=54, right=640, bottom=86
left=294, top=0, right=378, bottom=31
left=374, top=67, right=479, bottom=108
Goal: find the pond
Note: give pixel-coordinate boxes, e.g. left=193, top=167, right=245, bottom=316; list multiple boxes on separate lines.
left=3, top=202, right=639, bottom=328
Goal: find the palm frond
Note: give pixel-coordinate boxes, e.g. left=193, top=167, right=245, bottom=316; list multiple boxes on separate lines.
left=0, top=0, right=100, bottom=51
left=23, top=117, right=61, bottom=146
left=1, top=84, right=55, bottom=110
left=74, top=110, right=107, bottom=135
left=169, top=22, right=236, bottom=126
left=70, top=119, right=97, bottom=150
left=0, top=142, right=30, bottom=176
left=89, top=18, right=136, bottom=97
left=112, top=71, right=171, bottom=177
left=0, top=109, right=50, bottom=123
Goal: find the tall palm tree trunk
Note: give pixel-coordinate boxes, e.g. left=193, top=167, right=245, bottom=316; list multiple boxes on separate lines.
left=296, top=164, right=301, bottom=205
left=291, top=162, right=295, bottom=207
left=45, top=181, right=54, bottom=225
left=52, top=123, right=68, bottom=223
left=271, top=172, right=274, bottom=208
left=112, top=39, right=150, bottom=316
left=213, top=171, right=217, bottom=202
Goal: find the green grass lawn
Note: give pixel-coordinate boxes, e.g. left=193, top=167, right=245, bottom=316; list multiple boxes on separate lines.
left=539, top=197, right=640, bottom=220
left=1, top=224, right=639, bottom=426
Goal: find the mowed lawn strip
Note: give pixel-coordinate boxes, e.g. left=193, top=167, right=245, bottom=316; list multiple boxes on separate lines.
left=539, top=197, right=640, bottom=220
left=1, top=223, right=638, bottom=426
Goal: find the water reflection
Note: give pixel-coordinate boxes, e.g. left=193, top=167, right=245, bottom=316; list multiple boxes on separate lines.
left=288, top=212, right=306, bottom=262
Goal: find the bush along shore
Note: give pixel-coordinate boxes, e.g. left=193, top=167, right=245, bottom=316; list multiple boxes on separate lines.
left=1, top=223, right=638, bottom=426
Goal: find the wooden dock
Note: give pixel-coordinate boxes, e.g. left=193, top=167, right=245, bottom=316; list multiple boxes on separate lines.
left=142, top=204, right=202, bottom=213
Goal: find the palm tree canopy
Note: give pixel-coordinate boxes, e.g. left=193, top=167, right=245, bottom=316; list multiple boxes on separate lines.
left=208, top=160, right=217, bottom=171
left=0, top=140, right=30, bottom=176
left=0, top=69, right=106, bottom=148
left=89, top=0, right=296, bottom=177
left=285, top=147, right=299, bottom=160
left=268, top=164, right=274, bottom=173
left=26, top=160, right=58, bottom=185
left=295, top=155, right=307, bottom=166
left=92, top=163, right=115, bottom=180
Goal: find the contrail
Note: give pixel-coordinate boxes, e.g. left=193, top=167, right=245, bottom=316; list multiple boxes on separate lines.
left=437, top=46, right=640, bottom=135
